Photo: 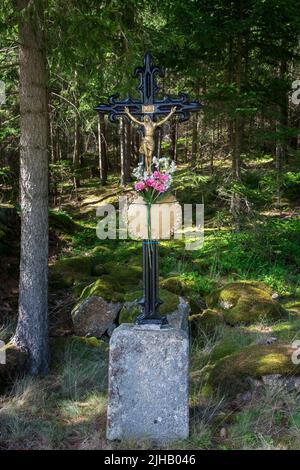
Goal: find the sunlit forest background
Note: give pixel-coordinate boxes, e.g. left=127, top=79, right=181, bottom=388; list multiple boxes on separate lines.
left=0, top=0, right=300, bottom=450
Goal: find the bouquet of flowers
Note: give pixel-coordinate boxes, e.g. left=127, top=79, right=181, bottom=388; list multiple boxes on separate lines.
left=132, top=157, right=176, bottom=204
left=132, top=157, right=176, bottom=247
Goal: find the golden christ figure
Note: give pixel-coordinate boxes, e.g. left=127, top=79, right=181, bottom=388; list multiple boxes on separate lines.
left=124, top=106, right=177, bottom=173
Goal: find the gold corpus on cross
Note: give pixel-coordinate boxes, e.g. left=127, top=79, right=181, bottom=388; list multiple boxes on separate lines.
left=124, top=106, right=177, bottom=174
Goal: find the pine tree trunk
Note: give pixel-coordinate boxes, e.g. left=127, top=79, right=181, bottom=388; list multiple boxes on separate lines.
left=14, top=0, right=49, bottom=375
left=119, top=117, right=126, bottom=186
left=170, top=121, right=178, bottom=161
left=98, top=115, right=108, bottom=184
left=156, top=128, right=162, bottom=159
left=124, top=119, right=131, bottom=183
left=230, top=2, right=244, bottom=231
left=191, top=114, right=199, bottom=163
left=73, top=112, right=81, bottom=190
left=275, top=59, right=288, bottom=208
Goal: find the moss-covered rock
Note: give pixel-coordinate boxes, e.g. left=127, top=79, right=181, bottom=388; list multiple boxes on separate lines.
left=0, top=343, right=27, bottom=393
left=92, top=261, right=142, bottom=284
left=206, top=280, right=287, bottom=325
left=244, top=316, right=300, bottom=344
left=189, top=309, right=224, bottom=337
left=49, top=209, right=83, bottom=235
left=119, top=288, right=180, bottom=324
left=211, top=328, right=260, bottom=362
left=71, top=295, right=121, bottom=337
left=160, top=276, right=196, bottom=296
left=160, top=275, right=208, bottom=314
left=78, top=278, right=125, bottom=303
left=208, top=343, right=300, bottom=398
left=49, top=255, right=94, bottom=288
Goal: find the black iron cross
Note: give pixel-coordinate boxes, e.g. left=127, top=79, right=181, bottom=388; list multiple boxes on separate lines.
left=95, top=52, right=202, bottom=327
left=96, top=52, right=202, bottom=122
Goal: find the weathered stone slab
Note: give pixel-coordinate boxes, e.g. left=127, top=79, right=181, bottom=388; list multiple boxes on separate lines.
left=167, top=296, right=190, bottom=332
left=107, top=323, right=189, bottom=443
left=71, top=296, right=121, bottom=338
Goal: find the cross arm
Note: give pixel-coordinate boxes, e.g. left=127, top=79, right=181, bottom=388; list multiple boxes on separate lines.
left=95, top=95, right=143, bottom=123
left=154, top=93, right=202, bottom=122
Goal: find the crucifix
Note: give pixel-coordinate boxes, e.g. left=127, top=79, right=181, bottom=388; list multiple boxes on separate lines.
left=96, top=52, right=202, bottom=325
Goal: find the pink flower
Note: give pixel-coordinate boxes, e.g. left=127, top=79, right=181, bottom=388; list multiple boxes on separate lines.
left=159, top=174, right=169, bottom=184
left=135, top=181, right=146, bottom=191
left=153, top=170, right=169, bottom=184
left=145, top=177, right=156, bottom=187
left=153, top=181, right=166, bottom=193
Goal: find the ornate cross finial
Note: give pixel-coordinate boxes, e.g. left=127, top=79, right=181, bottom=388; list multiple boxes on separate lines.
left=133, top=51, right=164, bottom=105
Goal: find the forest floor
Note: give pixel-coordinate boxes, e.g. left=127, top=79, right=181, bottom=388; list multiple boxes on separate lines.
left=1, top=159, right=300, bottom=450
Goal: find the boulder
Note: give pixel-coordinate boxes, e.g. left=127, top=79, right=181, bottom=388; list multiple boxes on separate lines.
left=189, top=309, right=224, bottom=337
left=160, top=276, right=207, bottom=314
left=49, top=209, right=83, bottom=235
left=167, top=297, right=190, bottom=332
left=78, top=278, right=125, bottom=303
left=71, top=296, right=122, bottom=338
left=160, top=276, right=196, bottom=296
left=206, top=280, right=287, bottom=325
left=0, top=343, right=27, bottom=393
left=49, top=255, right=94, bottom=288
left=207, top=343, right=300, bottom=398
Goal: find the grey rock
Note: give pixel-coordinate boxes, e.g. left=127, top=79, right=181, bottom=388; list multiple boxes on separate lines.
left=167, top=297, right=190, bottom=332
left=71, top=296, right=121, bottom=338
left=256, top=336, right=277, bottom=345
left=262, top=374, right=300, bottom=392
left=262, top=374, right=283, bottom=388
left=107, top=323, right=189, bottom=443
left=107, top=323, right=117, bottom=337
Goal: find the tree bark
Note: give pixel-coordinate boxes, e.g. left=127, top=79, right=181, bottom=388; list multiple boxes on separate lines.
left=73, top=111, right=81, bottom=190
left=124, top=118, right=131, bottom=182
left=170, top=120, right=178, bottom=161
left=13, top=0, right=49, bottom=375
left=119, top=117, right=125, bottom=185
left=275, top=59, right=288, bottom=208
left=191, top=114, right=199, bottom=162
left=98, top=114, right=108, bottom=184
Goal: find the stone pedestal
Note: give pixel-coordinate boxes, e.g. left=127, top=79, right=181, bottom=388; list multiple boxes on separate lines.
left=106, top=324, right=189, bottom=443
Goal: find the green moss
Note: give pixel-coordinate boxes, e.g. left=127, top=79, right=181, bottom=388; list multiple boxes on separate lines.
left=118, top=302, right=140, bottom=324
left=160, top=276, right=196, bottom=296
left=207, top=280, right=287, bottom=325
left=271, top=317, right=300, bottom=342
left=92, top=261, right=142, bottom=284
left=49, top=209, right=83, bottom=235
left=79, top=278, right=125, bottom=303
left=211, top=328, right=260, bottom=362
left=119, top=289, right=180, bottom=324
left=49, top=255, right=94, bottom=288
left=208, top=343, right=300, bottom=398
left=280, top=297, right=300, bottom=316
left=189, top=309, right=224, bottom=337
